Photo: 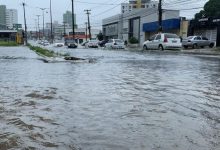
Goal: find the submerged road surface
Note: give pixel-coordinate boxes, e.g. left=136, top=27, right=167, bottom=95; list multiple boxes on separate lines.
left=0, top=46, right=220, bottom=150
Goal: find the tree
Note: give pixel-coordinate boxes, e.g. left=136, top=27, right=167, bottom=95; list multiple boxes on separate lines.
left=195, top=0, right=220, bottom=19
left=97, top=32, right=104, bottom=41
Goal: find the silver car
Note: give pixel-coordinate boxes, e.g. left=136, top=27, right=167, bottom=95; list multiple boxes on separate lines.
left=105, top=39, right=125, bottom=49
left=182, top=36, right=215, bottom=49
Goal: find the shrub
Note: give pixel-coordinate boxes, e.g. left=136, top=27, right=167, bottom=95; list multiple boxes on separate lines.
left=129, top=37, right=139, bottom=44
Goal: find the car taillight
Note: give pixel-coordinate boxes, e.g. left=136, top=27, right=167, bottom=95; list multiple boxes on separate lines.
left=164, top=37, right=168, bottom=43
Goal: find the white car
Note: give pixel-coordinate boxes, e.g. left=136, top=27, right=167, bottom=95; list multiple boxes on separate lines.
left=85, top=40, right=99, bottom=48
left=143, top=33, right=182, bottom=50
left=54, top=42, right=64, bottom=47
left=105, top=39, right=125, bottom=49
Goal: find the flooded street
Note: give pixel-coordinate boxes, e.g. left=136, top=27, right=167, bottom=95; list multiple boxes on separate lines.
left=0, top=46, right=220, bottom=150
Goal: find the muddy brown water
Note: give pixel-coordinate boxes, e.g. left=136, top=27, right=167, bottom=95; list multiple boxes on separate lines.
left=0, top=46, right=220, bottom=150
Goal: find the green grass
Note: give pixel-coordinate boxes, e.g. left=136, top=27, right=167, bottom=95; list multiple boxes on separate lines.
left=0, top=41, right=18, bottom=46
left=27, top=44, right=70, bottom=58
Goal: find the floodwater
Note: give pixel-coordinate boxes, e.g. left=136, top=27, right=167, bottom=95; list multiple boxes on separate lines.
left=0, top=46, right=220, bottom=150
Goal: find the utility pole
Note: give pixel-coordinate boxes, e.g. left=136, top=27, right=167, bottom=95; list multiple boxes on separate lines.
left=158, top=0, right=162, bottom=32
left=50, top=0, right=53, bottom=43
left=71, top=0, right=75, bottom=40
left=84, top=9, right=91, bottom=40
left=22, top=2, right=27, bottom=45
left=85, top=22, right=88, bottom=41
left=35, top=19, right=38, bottom=39
left=36, top=15, right=40, bottom=40
left=63, top=22, right=66, bottom=36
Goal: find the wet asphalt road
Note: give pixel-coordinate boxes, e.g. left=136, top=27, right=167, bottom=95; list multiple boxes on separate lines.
left=0, top=46, right=220, bottom=150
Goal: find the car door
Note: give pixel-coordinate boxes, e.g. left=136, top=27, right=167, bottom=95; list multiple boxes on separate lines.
left=195, top=36, right=202, bottom=46
left=202, top=37, right=209, bottom=47
left=152, top=34, right=161, bottom=49
left=147, top=35, right=156, bottom=49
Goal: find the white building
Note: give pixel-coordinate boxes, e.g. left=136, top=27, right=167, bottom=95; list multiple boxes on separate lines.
left=121, top=0, right=158, bottom=14
left=6, top=9, right=18, bottom=29
left=103, top=8, right=183, bottom=44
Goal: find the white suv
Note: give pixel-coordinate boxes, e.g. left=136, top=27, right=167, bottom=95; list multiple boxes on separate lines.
left=143, top=33, right=182, bottom=50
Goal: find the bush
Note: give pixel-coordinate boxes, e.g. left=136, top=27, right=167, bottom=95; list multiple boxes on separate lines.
left=129, top=37, right=139, bottom=44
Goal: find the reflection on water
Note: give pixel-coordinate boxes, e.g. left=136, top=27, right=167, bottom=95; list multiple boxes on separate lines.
left=0, top=46, right=220, bottom=150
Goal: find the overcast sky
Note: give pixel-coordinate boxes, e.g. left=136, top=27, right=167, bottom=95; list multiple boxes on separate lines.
left=0, top=0, right=207, bottom=30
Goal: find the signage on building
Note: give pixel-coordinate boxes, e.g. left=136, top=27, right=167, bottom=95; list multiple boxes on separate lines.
left=13, top=24, right=22, bottom=30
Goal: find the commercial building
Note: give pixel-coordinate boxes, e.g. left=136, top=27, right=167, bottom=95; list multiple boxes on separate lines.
left=6, top=9, right=18, bottom=29
left=103, top=8, right=183, bottom=44
left=63, top=11, right=77, bottom=28
left=0, top=5, right=6, bottom=30
left=121, top=0, right=157, bottom=14
left=188, top=17, right=220, bottom=47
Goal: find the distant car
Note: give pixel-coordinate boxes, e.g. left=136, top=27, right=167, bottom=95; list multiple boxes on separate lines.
left=98, top=40, right=108, bottom=47
left=67, top=43, right=78, bottom=49
left=143, top=33, right=182, bottom=50
left=105, top=39, right=125, bottom=49
left=54, top=42, right=64, bottom=47
left=42, top=41, right=50, bottom=46
left=182, top=36, right=215, bottom=49
left=85, top=40, right=99, bottom=48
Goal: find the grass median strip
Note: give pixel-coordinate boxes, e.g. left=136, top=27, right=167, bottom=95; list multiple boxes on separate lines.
left=27, top=44, right=70, bottom=58
left=0, top=41, right=18, bottom=46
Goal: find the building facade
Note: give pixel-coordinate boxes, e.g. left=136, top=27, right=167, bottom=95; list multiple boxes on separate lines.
left=0, top=5, right=6, bottom=30
left=121, top=0, right=157, bottom=14
left=63, top=11, right=77, bottom=28
left=103, top=8, right=182, bottom=44
left=6, top=9, right=18, bottom=29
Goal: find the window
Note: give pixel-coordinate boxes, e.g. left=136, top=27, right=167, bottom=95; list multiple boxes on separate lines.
left=155, top=35, right=161, bottom=40
left=202, top=37, right=208, bottom=40
left=195, top=36, right=201, bottom=40
left=150, top=35, right=156, bottom=41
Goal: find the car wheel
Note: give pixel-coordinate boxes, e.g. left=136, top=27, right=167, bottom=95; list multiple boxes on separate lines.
left=158, top=45, right=164, bottom=51
left=143, top=45, right=148, bottom=50
left=183, top=45, right=188, bottom=49
left=209, top=43, right=214, bottom=48
left=192, top=43, right=197, bottom=49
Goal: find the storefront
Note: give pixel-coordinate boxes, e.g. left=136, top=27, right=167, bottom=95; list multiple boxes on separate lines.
left=189, top=17, right=220, bottom=47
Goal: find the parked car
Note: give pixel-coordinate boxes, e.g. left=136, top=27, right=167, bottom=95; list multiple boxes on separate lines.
left=143, top=33, right=182, bottom=50
left=98, top=40, right=108, bottom=47
left=67, top=43, right=78, bottom=49
left=54, top=41, right=64, bottom=47
left=105, top=39, right=125, bottom=49
left=182, top=36, right=215, bottom=49
left=85, top=40, right=99, bottom=48
left=41, top=40, right=50, bottom=46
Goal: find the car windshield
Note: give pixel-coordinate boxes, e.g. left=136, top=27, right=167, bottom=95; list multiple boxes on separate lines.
left=165, top=34, right=179, bottom=38
left=187, top=36, right=194, bottom=39
left=115, top=39, right=123, bottom=43
left=89, top=40, right=98, bottom=43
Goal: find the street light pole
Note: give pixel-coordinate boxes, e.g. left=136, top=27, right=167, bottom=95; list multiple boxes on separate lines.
left=39, top=8, right=46, bottom=39
left=36, top=15, right=40, bottom=40
left=50, top=0, right=53, bottom=43
left=71, top=0, right=75, bottom=41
